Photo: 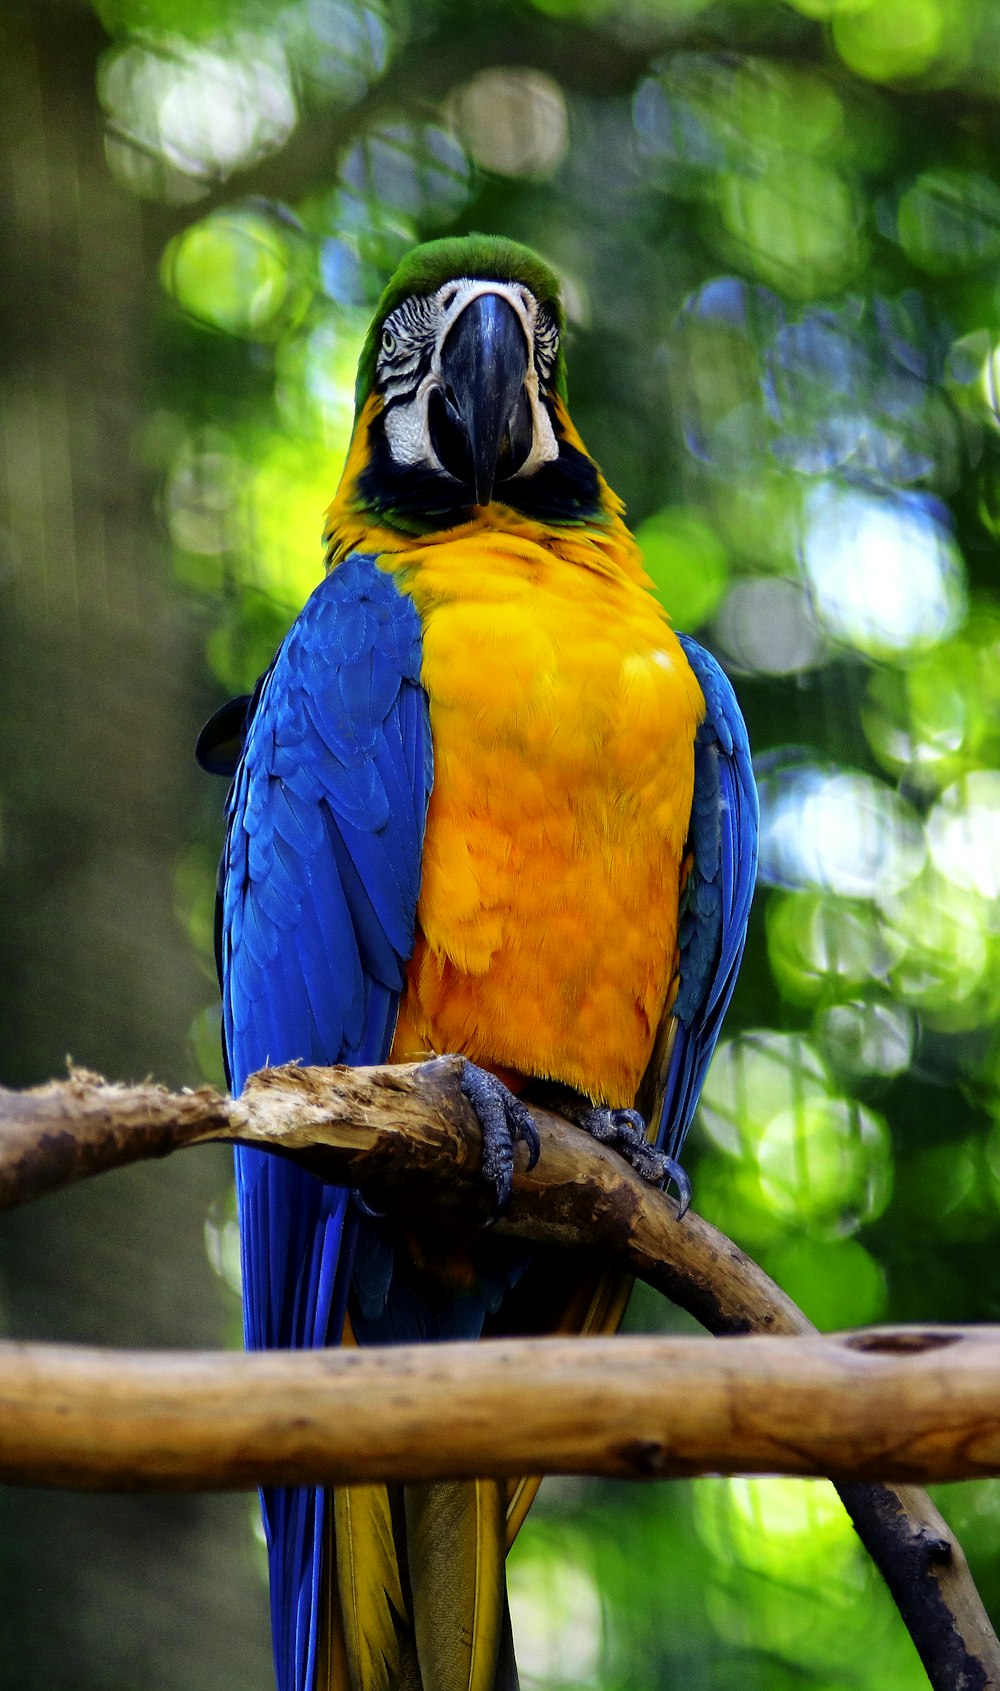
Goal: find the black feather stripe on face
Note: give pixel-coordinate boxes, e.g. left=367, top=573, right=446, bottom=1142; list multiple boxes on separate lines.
left=533, top=305, right=559, bottom=385
left=377, top=293, right=438, bottom=405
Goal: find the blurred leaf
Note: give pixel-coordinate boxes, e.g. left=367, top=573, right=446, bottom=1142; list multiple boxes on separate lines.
left=162, top=206, right=315, bottom=340
left=759, top=1235, right=888, bottom=1327
left=637, top=506, right=729, bottom=629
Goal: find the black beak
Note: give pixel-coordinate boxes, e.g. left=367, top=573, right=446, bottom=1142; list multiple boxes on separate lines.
left=433, top=292, right=531, bottom=505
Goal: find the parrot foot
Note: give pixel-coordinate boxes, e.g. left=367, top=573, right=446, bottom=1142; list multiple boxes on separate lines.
left=569, top=1104, right=693, bottom=1218
left=460, top=1062, right=541, bottom=1213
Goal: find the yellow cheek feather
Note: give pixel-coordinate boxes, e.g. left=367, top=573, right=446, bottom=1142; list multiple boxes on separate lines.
left=326, top=394, right=706, bottom=1108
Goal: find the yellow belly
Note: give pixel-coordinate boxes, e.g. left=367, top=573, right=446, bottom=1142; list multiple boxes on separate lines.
left=383, top=529, right=704, bottom=1107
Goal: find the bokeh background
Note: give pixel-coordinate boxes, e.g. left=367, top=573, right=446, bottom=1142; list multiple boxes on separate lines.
left=3, top=0, right=1000, bottom=1685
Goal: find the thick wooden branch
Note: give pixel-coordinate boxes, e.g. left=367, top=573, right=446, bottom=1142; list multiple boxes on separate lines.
left=0, top=1327, right=999, bottom=1491
left=0, top=1057, right=801, bottom=1334
left=0, top=1060, right=996, bottom=1691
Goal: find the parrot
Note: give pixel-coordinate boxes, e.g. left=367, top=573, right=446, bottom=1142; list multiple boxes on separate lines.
left=196, top=233, right=758, bottom=1691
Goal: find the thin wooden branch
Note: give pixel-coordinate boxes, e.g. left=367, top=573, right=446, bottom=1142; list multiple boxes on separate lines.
left=0, top=1060, right=996, bottom=1691
left=2, top=1327, right=1000, bottom=1490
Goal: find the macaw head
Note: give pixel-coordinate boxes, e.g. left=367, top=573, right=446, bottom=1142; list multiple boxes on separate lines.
left=328, top=234, right=610, bottom=546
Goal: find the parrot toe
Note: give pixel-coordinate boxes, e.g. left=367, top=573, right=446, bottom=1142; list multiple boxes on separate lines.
left=572, top=1103, right=657, bottom=1174
left=570, top=1105, right=693, bottom=1218
left=460, top=1061, right=541, bottom=1212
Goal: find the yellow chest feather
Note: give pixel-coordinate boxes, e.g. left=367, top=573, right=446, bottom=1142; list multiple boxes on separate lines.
left=379, top=530, right=704, bottom=1106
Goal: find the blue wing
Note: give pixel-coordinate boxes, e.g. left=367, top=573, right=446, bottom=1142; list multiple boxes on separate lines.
left=655, top=636, right=758, bottom=1161
left=215, top=552, right=431, bottom=1691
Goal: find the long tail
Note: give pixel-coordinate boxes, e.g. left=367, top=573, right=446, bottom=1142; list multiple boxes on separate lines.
left=318, top=1479, right=515, bottom=1691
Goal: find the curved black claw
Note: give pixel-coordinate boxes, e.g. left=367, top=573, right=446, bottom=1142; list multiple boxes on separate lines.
left=351, top=1188, right=387, bottom=1221
left=662, top=1156, right=693, bottom=1220
left=460, top=1061, right=541, bottom=1213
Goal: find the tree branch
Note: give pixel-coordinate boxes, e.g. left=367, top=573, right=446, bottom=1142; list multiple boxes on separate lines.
left=0, top=1059, right=996, bottom=1691
left=0, top=1057, right=801, bottom=1330
left=0, top=1326, right=998, bottom=1490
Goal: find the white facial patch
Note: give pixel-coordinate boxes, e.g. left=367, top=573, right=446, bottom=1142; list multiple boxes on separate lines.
left=377, top=277, right=561, bottom=479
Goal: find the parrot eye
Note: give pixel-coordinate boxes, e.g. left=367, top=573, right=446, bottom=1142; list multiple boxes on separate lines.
left=381, top=327, right=397, bottom=356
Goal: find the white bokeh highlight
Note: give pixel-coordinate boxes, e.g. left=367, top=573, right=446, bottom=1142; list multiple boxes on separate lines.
left=100, top=35, right=297, bottom=189
left=509, top=1552, right=603, bottom=1689
left=801, top=482, right=966, bottom=658
left=927, top=771, right=1000, bottom=901
left=758, top=762, right=925, bottom=898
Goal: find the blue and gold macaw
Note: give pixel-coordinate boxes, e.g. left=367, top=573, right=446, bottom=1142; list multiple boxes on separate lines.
left=198, top=235, right=757, bottom=1691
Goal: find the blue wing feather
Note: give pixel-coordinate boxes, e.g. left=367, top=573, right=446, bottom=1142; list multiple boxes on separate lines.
left=216, top=553, right=431, bottom=1691
left=656, top=636, right=758, bottom=1162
